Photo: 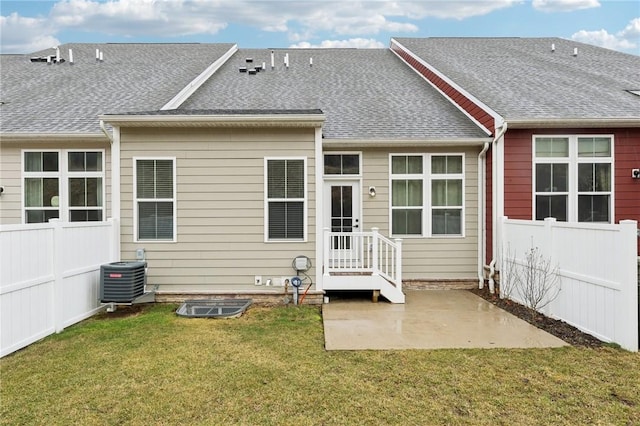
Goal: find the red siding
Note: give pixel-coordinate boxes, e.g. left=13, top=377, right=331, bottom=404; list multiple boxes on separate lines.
left=503, top=128, right=640, bottom=253
left=504, top=129, right=534, bottom=219
left=391, top=43, right=495, bottom=132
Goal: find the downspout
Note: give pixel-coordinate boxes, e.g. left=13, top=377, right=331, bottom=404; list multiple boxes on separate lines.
left=483, top=122, right=507, bottom=293
left=100, top=120, right=120, bottom=222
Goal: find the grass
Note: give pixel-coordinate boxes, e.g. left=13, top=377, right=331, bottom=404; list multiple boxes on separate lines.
left=1, top=304, right=639, bottom=425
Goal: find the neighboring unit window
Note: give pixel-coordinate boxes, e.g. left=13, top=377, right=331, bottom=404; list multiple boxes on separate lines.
left=577, top=137, right=611, bottom=222
left=136, top=159, right=175, bottom=241
left=266, top=158, right=305, bottom=240
left=534, top=136, right=612, bottom=223
left=534, top=137, right=569, bottom=221
left=24, top=151, right=60, bottom=223
left=390, top=154, right=464, bottom=237
left=23, top=150, right=105, bottom=223
left=324, top=154, right=360, bottom=175
left=68, top=152, right=103, bottom=221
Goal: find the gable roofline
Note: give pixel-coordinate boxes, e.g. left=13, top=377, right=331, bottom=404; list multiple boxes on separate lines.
left=100, top=109, right=325, bottom=128
left=390, top=38, right=503, bottom=134
left=161, top=44, right=239, bottom=110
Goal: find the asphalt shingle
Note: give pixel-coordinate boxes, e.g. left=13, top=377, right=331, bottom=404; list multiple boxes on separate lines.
left=0, top=43, right=235, bottom=134
left=179, top=48, right=488, bottom=140
left=394, top=37, right=640, bottom=121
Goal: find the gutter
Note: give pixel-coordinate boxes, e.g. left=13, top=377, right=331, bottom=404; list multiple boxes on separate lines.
left=100, top=120, right=113, bottom=143
left=479, top=122, right=507, bottom=293
left=99, top=113, right=326, bottom=128
left=506, top=118, right=640, bottom=129
left=322, top=138, right=491, bottom=149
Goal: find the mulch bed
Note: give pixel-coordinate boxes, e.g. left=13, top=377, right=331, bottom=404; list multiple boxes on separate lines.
left=470, top=287, right=604, bottom=348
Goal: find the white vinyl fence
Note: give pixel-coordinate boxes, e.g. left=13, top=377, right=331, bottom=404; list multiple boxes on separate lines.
left=501, top=217, right=638, bottom=351
left=0, top=219, right=119, bottom=357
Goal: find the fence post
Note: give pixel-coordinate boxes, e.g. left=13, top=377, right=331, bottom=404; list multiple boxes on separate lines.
left=371, top=227, right=379, bottom=273
left=323, top=227, right=331, bottom=275
left=50, top=219, right=65, bottom=333
left=108, top=218, right=121, bottom=262
left=618, top=220, right=638, bottom=351
left=542, top=217, right=558, bottom=315
left=394, top=238, right=403, bottom=290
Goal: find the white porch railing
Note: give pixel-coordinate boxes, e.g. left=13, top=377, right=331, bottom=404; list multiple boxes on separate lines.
left=323, top=227, right=403, bottom=291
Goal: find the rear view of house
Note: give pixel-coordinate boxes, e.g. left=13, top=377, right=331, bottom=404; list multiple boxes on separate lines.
left=2, top=38, right=638, bottom=305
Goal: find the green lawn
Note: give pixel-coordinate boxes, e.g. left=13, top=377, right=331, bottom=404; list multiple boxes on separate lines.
left=1, top=304, right=639, bottom=425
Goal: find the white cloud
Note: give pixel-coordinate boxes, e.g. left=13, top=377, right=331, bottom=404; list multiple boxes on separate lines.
left=571, top=17, right=640, bottom=52
left=0, top=12, right=60, bottom=53
left=51, top=0, right=228, bottom=37
left=1, top=0, right=522, bottom=53
left=289, top=38, right=386, bottom=49
left=532, top=0, right=600, bottom=12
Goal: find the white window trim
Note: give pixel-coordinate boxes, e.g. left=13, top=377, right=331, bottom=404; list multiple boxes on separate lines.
left=532, top=135, right=614, bottom=223
left=21, top=149, right=106, bottom=223
left=133, top=157, right=177, bottom=243
left=264, top=157, right=308, bottom=242
left=389, top=153, right=466, bottom=238
left=322, top=151, right=362, bottom=178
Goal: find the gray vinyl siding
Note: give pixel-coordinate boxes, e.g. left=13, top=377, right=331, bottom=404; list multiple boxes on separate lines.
left=0, top=140, right=112, bottom=225
left=357, top=146, right=480, bottom=280
left=119, top=127, right=317, bottom=292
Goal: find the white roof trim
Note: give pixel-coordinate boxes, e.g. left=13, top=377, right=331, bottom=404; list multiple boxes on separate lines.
left=322, top=138, right=492, bottom=148
left=390, top=38, right=504, bottom=134
left=100, top=113, right=326, bottom=128
left=0, top=133, right=107, bottom=142
left=506, top=118, right=640, bottom=128
left=161, top=44, right=239, bottom=110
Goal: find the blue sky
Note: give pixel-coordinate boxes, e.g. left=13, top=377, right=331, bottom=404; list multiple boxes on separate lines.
left=1, top=0, right=638, bottom=54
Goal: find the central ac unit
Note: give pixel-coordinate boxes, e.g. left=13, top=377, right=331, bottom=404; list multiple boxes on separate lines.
left=100, top=261, right=147, bottom=303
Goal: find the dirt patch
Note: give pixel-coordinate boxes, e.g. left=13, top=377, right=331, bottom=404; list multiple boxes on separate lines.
left=97, top=304, right=145, bottom=319
left=470, top=287, right=604, bottom=348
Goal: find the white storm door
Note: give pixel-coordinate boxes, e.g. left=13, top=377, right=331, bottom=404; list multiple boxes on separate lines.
left=324, top=181, right=361, bottom=264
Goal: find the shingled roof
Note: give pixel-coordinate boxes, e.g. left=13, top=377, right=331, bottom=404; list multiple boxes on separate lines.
left=178, top=48, right=488, bottom=140
left=0, top=43, right=236, bottom=134
left=393, top=37, right=640, bottom=123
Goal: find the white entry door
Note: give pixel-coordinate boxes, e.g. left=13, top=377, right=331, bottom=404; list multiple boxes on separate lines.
left=324, top=181, right=361, bottom=261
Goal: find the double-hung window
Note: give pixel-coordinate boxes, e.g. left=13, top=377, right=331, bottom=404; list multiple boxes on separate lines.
left=23, top=150, right=105, bottom=223
left=135, top=158, right=176, bottom=241
left=534, top=136, right=612, bottom=222
left=265, top=158, right=306, bottom=241
left=390, top=154, right=464, bottom=237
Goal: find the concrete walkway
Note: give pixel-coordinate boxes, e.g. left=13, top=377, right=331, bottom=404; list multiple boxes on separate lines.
left=322, top=290, right=568, bottom=350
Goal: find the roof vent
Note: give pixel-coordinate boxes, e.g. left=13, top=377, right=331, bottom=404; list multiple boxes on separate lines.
left=248, top=68, right=257, bottom=75
left=551, top=43, right=555, bottom=52
left=246, top=58, right=253, bottom=63
left=68, top=48, right=74, bottom=64
left=310, top=57, right=313, bottom=67
left=573, top=47, right=578, bottom=57
left=271, top=50, right=275, bottom=69
left=239, top=66, right=247, bottom=73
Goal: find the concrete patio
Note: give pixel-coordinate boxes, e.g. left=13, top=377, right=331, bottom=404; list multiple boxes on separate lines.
left=322, top=290, right=568, bottom=350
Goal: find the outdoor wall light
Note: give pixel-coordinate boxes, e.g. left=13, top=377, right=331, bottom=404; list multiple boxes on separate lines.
left=0, top=186, right=4, bottom=196
left=369, top=186, right=376, bottom=197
